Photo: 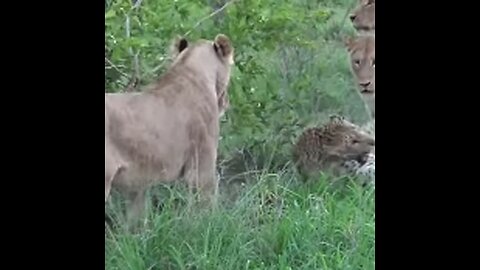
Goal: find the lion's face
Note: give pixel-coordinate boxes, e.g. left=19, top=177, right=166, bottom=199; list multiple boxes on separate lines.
left=345, top=35, right=375, bottom=115
left=350, top=0, right=375, bottom=33
left=322, top=115, right=375, bottom=162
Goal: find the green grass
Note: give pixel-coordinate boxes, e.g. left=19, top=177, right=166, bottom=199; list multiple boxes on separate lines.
left=105, top=170, right=375, bottom=270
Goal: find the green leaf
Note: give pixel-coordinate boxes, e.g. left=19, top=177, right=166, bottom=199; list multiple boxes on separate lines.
left=105, top=9, right=116, bottom=19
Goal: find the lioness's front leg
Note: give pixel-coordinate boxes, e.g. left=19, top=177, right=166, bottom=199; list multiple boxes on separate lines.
left=185, top=143, right=219, bottom=208
left=125, top=189, right=146, bottom=230
left=105, top=163, right=123, bottom=203
left=105, top=140, right=126, bottom=202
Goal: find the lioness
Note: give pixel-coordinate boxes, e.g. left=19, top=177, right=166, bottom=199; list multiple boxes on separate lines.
left=292, top=115, right=375, bottom=180
left=344, top=35, right=375, bottom=117
left=350, top=0, right=375, bottom=34
left=105, top=34, right=234, bottom=225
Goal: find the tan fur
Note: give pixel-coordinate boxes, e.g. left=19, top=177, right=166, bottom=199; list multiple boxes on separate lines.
left=170, top=35, right=230, bottom=117
left=292, top=115, right=375, bottom=179
left=344, top=35, right=375, bottom=118
left=217, top=89, right=230, bottom=117
left=350, top=0, right=375, bottom=34
left=124, top=35, right=231, bottom=117
left=105, top=34, right=235, bottom=225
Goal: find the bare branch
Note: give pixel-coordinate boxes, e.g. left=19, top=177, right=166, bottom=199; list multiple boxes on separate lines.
left=105, top=57, right=129, bottom=78
left=128, top=0, right=143, bottom=82
left=124, top=75, right=139, bottom=93
left=184, top=0, right=238, bottom=37
left=124, top=1, right=143, bottom=87
left=132, top=52, right=140, bottom=83
left=132, top=0, right=143, bottom=9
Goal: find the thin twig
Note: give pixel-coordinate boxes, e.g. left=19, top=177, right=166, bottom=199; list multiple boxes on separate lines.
left=125, top=16, right=140, bottom=79
left=125, top=15, right=132, bottom=52
left=183, top=0, right=238, bottom=37
left=124, top=0, right=143, bottom=86
left=132, top=0, right=143, bottom=9
left=105, top=57, right=129, bottom=78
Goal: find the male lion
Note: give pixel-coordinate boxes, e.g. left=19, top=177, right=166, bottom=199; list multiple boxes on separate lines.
left=344, top=35, right=375, bottom=118
left=292, top=115, right=375, bottom=181
left=350, top=0, right=375, bottom=34
left=105, top=34, right=234, bottom=225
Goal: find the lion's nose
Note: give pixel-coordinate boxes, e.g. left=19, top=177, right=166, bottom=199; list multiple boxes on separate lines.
left=360, top=82, right=371, bottom=88
left=349, top=14, right=356, bottom=21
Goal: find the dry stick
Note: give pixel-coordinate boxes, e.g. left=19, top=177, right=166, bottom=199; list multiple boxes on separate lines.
left=183, top=0, right=238, bottom=37
left=124, top=0, right=144, bottom=91
left=124, top=15, right=139, bottom=92
left=105, top=57, right=129, bottom=78
left=132, top=0, right=143, bottom=9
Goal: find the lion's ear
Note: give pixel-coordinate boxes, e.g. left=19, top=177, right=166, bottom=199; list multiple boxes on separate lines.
left=213, top=34, right=234, bottom=64
left=359, top=0, right=374, bottom=5
left=177, top=38, right=188, bottom=53
left=169, top=35, right=189, bottom=59
left=343, top=36, right=355, bottom=52
left=328, top=114, right=345, bottom=123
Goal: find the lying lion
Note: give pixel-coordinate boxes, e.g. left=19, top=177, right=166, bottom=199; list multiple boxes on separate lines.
left=350, top=0, right=375, bottom=35
left=105, top=34, right=234, bottom=225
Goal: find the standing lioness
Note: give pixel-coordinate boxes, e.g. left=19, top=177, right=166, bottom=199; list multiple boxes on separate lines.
left=105, top=34, right=234, bottom=224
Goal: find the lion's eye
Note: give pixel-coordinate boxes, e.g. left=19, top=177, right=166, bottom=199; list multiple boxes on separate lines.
left=354, top=60, right=360, bottom=66
left=372, top=59, right=375, bottom=67
left=352, top=139, right=360, bottom=144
